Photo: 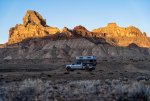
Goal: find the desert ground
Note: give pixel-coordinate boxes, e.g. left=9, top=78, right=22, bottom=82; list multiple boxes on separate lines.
left=0, top=58, right=150, bottom=101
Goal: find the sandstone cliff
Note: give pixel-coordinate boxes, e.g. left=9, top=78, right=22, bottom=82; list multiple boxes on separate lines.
left=8, top=10, right=150, bottom=48
left=8, top=10, right=59, bottom=44
left=92, top=23, right=150, bottom=47
left=3, top=10, right=150, bottom=60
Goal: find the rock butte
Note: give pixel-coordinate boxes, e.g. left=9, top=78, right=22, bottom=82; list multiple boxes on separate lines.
left=8, top=10, right=59, bottom=44
left=8, top=10, right=150, bottom=48
left=1, top=10, right=150, bottom=60
left=92, top=23, right=150, bottom=47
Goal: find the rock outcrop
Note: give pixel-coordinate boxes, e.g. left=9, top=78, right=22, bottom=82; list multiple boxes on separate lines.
left=92, top=23, right=150, bottom=47
left=60, top=27, right=73, bottom=38
left=3, top=10, right=150, bottom=60
left=8, top=10, right=150, bottom=48
left=73, top=25, right=94, bottom=37
left=8, top=10, right=59, bottom=44
left=0, top=44, right=4, bottom=48
left=1, top=37, right=150, bottom=60
left=23, top=10, right=47, bottom=27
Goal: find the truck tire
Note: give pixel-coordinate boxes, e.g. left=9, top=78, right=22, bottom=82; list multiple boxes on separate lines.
left=66, top=67, right=71, bottom=71
left=85, top=66, right=90, bottom=71
left=88, top=67, right=95, bottom=71
left=92, top=67, right=95, bottom=70
left=89, top=68, right=93, bottom=71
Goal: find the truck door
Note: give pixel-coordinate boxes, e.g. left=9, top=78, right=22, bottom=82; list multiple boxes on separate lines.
left=76, top=62, right=82, bottom=69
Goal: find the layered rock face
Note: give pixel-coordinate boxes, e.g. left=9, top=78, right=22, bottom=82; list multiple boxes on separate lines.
left=8, top=10, right=59, bottom=44
left=1, top=37, right=150, bottom=60
left=8, top=10, right=150, bottom=48
left=92, top=23, right=150, bottom=47
left=3, top=10, right=150, bottom=60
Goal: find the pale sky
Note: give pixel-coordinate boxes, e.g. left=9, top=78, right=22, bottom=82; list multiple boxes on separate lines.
left=0, top=0, right=150, bottom=44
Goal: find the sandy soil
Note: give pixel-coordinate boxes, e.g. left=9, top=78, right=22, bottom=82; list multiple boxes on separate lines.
left=0, top=59, right=150, bottom=84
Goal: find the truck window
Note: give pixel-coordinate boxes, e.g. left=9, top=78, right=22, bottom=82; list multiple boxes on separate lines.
left=76, top=62, right=81, bottom=64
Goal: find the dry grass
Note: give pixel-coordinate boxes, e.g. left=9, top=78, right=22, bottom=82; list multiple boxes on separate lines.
left=0, top=79, right=150, bottom=101
left=116, top=82, right=150, bottom=101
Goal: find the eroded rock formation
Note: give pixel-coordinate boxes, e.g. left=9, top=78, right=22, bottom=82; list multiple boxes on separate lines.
left=8, top=10, right=59, bottom=44
left=3, top=10, right=150, bottom=60
left=8, top=10, right=150, bottom=47
left=92, top=23, right=150, bottom=47
left=8, top=10, right=150, bottom=48
left=73, top=25, right=94, bottom=37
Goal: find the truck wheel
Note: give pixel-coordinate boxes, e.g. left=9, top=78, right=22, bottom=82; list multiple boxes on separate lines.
left=89, top=68, right=93, bottom=71
left=88, top=67, right=95, bottom=71
left=85, top=66, right=90, bottom=71
left=66, top=67, right=71, bottom=71
left=92, top=67, right=95, bottom=70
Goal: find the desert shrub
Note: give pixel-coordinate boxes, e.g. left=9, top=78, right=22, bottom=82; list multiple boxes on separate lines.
left=129, top=82, right=150, bottom=101
left=115, top=84, right=128, bottom=101
left=12, top=87, right=36, bottom=101
left=0, top=79, right=149, bottom=101
left=0, top=87, right=8, bottom=101
left=116, top=82, right=150, bottom=101
left=0, top=79, right=52, bottom=101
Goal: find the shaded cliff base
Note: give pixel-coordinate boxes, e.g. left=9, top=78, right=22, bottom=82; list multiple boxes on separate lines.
left=1, top=36, right=150, bottom=60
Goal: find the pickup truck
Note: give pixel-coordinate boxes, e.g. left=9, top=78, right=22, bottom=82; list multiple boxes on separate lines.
left=66, top=63, right=95, bottom=71
left=66, top=56, right=97, bottom=71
